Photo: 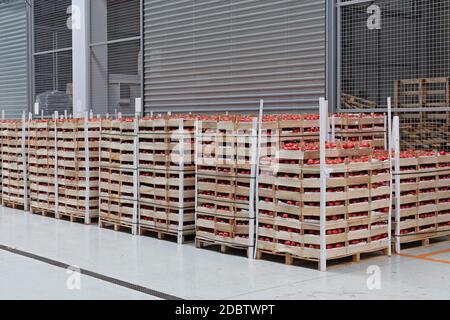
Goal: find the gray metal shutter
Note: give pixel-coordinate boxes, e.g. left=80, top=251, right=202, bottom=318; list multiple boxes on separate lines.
left=143, top=0, right=326, bottom=113
left=0, top=0, right=30, bottom=119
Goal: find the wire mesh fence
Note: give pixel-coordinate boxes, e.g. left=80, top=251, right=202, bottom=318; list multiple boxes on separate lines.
left=396, top=110, right=450, bottom=151
left=338, top=0, right=450, bottom=151
left=339, top=0, right=450, bottom=110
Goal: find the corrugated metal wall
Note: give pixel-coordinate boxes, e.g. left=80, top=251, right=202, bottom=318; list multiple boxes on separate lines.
left=0, top=0, right=30, bottom=119
left=143, top=0, right=326, bottom=113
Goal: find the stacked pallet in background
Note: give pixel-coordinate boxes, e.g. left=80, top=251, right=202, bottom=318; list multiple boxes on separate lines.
left=29, top=120, right=56, bottom=216
left=257, top=139, right=391, bottom=267
left=394, top=77, right=449, bottom=109
left=100, top=118, right=138, bottom=233
left=1, top=120, right=27, bottom=209
left=394, top=77, right=450, bottom=151
left=196, top=116, right=258, bottom=257
left=57, top=118, right=100, bottom=224
left=341, top=93, right=377, bottom=109
left=138, top=115, right=196, bottom=243
left=396, top=112, right=449, bottom=151
left=393, top=150, right=450, bottom=249
left=333, top=114, right=386, bottom=150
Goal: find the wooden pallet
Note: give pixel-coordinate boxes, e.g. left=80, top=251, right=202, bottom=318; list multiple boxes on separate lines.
left=99, top=218, right=136, bottom=234
left=2, top=200, right=25, bottom=211
left=395, top=231, right=450, bottom=253
left=30, top=206, right=55, bottom=218
left=394, top=77, right=450, bottom=108
left=195, top=237, right=251, bottom=256
left=256, top=246, right=389, bottom=270
left=57, top=212, right=99, bottom=225
left=139, top=226, right=194, bottom=244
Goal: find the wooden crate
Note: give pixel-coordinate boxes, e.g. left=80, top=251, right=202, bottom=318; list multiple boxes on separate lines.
left=332, top=114, right=386, bottom=150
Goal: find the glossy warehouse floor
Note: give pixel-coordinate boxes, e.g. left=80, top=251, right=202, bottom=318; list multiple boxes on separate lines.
left=0, top=207, right=448, bottom=300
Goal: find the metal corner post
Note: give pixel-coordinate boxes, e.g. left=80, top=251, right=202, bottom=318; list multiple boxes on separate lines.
left=393, top=116, right=401, bottom=254
left=387, top=98, right=393, bottom=256
left=22, top=111, right=29, bottom=211
left=319, top=98, right=328, bottom=272
left=132, top=115, right=140, bottom=236
left=177, top=118, right=185, bottom=245
left=253, top=99, right=264, bottom=259
left=83, top=112, right=91, bottom=224
left=194, top=119, right=201, bottom=249
left=247, top=117, right=259, bottom=260
left=54, top=111, right=60, bottom=219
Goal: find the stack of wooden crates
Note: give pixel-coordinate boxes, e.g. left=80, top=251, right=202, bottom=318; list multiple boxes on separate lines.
left=1, top=120, right=27, bottom=209
left=29, top=120, right=56, bottom=216
left=333, top=114, right=386, bottom=150
left=138, top=116, right=196, bottom=243
left=256, top=114, right=390, bottom=267
left=394, top=151, right=450, bottom=248
left=195, top=116, right=258, bottom=257
left=56, top=118, right=100, bottom=224
left=100, top=118, right=138, bottom=232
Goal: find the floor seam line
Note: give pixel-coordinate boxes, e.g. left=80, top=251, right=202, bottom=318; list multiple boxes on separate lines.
left=0, top=243, right=184, bottom=301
